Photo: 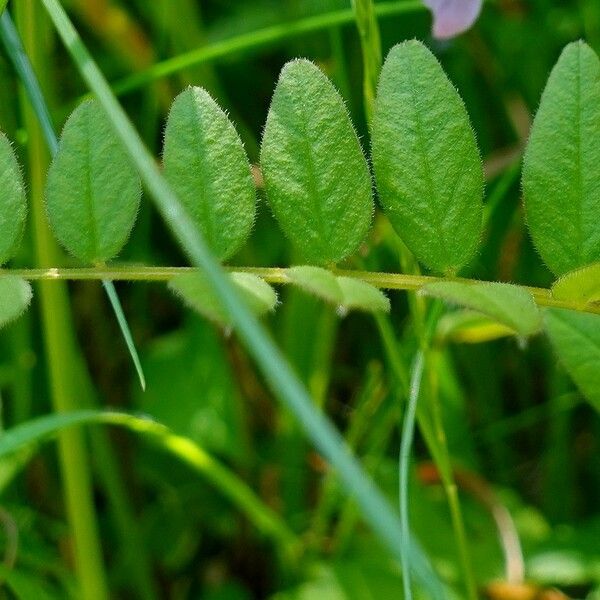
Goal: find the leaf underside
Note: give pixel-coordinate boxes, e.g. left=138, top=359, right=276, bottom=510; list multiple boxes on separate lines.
left=169, top=271, right=277, bottom=327
left=372, top=41, right=484, bottom=274
left=423, top=280, right=542, bottom=338
left=0, top=132, right=27, bottom=266
left=544, top=308, right=600, bottom=411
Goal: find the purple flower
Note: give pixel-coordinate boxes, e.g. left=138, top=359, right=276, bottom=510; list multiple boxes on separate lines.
left=423, top=0, right=483, bottom=39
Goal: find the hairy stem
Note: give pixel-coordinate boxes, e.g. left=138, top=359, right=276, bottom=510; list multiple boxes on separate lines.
left=0, top=266, right=597, bottom=315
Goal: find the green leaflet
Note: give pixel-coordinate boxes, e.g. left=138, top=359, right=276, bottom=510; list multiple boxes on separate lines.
left=372, top=41, right=484, bottom=274
left=0, top=277, right=32, bottom=328
left=169, top=271, right=277, bottom=327
left=286, top=267, right=389, bottom=313
left=552, top=262, right=600, bottom=304
left=45, top=99, right=142, bottom=264
left=163, top=87, right=256, bottom=262
left=0, top=133, right=27, bottom=265
left=544, top=309, right=600, bottom=411
left=522, top=41, right=600, bottom=276
left=260, top=59, right=373, bottom=265
left=337, top=277, right=390, bottom=314
left=422, top=281, right=542, bottom=338
left=286, top=266, right=343, bottom=305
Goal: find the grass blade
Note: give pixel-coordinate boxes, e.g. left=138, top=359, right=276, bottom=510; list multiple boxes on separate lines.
left=39, top=0, right=445, bottom=595
left=102, top=280, right=145, bottom=390
left=0, top=410, right=300, bottom=556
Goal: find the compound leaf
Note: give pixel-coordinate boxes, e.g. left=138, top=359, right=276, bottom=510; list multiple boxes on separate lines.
left=286, top=266, right=343, bottom=305
left=0, top=277, right=32, bottom=329
left=45, top=100, right=141, bottom=264
left=163, top=87, right=256, bottom=262
left=544, top=309, right=600, bottom=410
left=337, top=277, right=390, bottom=314
left=261, top=59, right=373, bottom=265
left=423, top=281, right=542, bottom=338
left=0, top=133, right=26, bottom=265
left=169, top=271, right=277, bottom=327
left=372, top=41, right=483, bottom=274
left=522, top=41, right=600, bottom=276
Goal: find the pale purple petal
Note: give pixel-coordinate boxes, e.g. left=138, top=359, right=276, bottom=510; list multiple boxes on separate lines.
left=423, top=0, right=483, bottom=39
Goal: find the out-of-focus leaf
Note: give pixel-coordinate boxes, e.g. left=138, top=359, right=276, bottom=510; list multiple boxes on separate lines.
left=0, top=277, right=32, bottom=329
left=423, top=281, right=542, bottom=338
left=135, top=323, right=245, bottom=459
left=552, top=262, right=600, bottom=304
left=544, top=308, right=600, bottom=410
left=337, top=277, right=390, bottom=314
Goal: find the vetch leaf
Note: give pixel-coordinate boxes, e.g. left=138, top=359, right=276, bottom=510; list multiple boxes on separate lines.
left=0, top=277, right=32, bottom=328
left=552, top=262, right=600, bottom=304
left=286, top=266, right=343, bottom=305
left=0, top=132, right=27, bottom=265
left=169, top=271, right=277, bottom=327
left=544, top=309, right=600, bottom=410
left=261, top=59, right=374, bottom=266
left=45, top=99, right=142, bottom=263
left=337, top=277, right=390, bottom=314
left=372, top=41, right=484, bottom=274
left=422, top=281, right=542, bottom=338
left=523, top=42, right=600, bottom=276
left=163, top=87, right=256, bottom=261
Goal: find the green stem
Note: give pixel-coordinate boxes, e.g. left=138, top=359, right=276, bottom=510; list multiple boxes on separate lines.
left=11, top=5, right=108, bottom=598
left=39, top=1, right=445, bottom=596
left=427, top=349, right=478, bottom=600
left=109, top=1, right=424, bottom=97
left=398, top=351, right=425, bottom=600
left=0, top=265, right=597, bottom=315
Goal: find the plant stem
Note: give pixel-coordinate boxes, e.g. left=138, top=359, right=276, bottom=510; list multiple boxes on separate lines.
left=399, top=350, right=426, bottom=600
left=109, top=1, right=424, bottom=97
left=427, top=350, right=479, bottom=600
left=1, top=265, right=597, bottom=315
left=350, top=0, right=382, bottom=124
left=39, top=1, right=445, bottom=596
left=11, top=5, right=108, bottom=598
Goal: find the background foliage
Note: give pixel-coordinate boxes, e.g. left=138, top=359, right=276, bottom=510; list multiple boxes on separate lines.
left=0, top=0, right=599, bottom=599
